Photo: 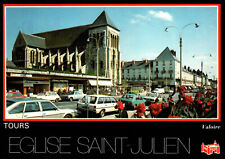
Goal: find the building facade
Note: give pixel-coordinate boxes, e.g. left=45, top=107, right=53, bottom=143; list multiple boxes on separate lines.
left=11, top=11, right=121, bottom=94
left=121, top=60, right=153, bottom=93
left=122, top=47, right=210, bottom=92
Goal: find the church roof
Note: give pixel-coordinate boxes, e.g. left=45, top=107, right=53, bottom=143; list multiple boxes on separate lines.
left=20, top=31, right=46, bottom=49
left=6, top=59, right=17, bottom=68
left=156, top=47, right=179, bottom=62
left=91, top=11, right=119, bottom=31
left=14, top=11, right=118, bottom=50
left=34, top=24, right=90, bottom=49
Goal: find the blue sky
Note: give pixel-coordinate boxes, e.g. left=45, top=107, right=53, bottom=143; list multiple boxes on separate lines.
left=5, top=6, right=218, bottom=79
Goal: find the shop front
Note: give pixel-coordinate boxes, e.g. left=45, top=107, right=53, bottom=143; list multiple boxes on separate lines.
left=87, top=79, right=113, bottom=95
left=51, top=80, right=69, bottom=92
left=23, top=80, right=50, bottom=95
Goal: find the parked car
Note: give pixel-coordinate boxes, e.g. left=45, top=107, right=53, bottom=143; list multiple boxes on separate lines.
left=152, top=88, right=165, bottom=94
left=165, top=90, right=174, bottom=94
left=61, top=91, right=86, bottom=101
left=36, top=91, right=61, bottom=102
left=120, top=93, right=146, bottom=110
left=143, top=92, right=163, bottom=105
left=6, top=91, right=26, bottom=99
left=77, top=95, right=118, bottom=117
left=6, top=98, right=77, bottom=119
left=191, top=88, right=200, bottom=93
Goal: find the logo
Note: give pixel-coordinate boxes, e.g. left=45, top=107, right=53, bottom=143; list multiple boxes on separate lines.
left=201, top=140, right=220, bottom=155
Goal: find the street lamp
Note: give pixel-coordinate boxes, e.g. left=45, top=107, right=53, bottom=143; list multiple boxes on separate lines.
left=165, top=23, right=199, bottom=86
left=87, top=34, right=108, bottom=95
left=148, top=61, right=151, bottom=92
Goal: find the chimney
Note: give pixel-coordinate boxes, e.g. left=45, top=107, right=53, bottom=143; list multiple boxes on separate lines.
left=143, top=59, right=148, bottom=64
left=132, top=60, right=135, bottom=65
left=121, top=61, right=125, bottom=67
left=171, top=50, right=176, bottom=56
left=188, top=66, right=190, bottom=71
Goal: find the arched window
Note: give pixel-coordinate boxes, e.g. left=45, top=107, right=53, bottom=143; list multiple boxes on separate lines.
left=30, top=50, right=35, bottom=63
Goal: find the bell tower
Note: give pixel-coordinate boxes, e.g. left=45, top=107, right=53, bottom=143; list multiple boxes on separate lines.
left=86, top=11, right=121, bottom=86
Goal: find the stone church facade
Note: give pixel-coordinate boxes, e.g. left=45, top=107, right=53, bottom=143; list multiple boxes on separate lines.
left=12, top=11, right=121, bottom=86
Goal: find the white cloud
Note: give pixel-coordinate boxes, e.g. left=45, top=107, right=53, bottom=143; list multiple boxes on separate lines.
left=135, top=14, right=150, bottom=21
left=148, top=10, right=173, bottom=21
left=130, top=10, right=173, bottom=24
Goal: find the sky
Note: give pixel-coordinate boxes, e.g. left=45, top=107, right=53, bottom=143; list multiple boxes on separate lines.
left=5, top=5, right=218, bottom=79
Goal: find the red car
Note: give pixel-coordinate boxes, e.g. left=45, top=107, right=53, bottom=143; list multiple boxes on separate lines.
left=6, top=91, right=26, bottom=99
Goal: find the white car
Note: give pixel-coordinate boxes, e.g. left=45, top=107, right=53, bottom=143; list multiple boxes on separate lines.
left=6, top=98, right=76, bottom=119
left=36, top=91, right=61, bottom=102
left=77, top=95, right=118, bottom=117
left=61, top=91, right=86, bottom=101
left=144, top=92, right=163, bottom=105
left=152, top=88, right=165, bottom=94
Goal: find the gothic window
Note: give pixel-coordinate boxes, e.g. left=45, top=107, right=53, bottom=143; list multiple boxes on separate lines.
left=111, top=34, right=113, bottom=48
left=139, top=75, right=141, bottom=80
left=30, top=50, right=35, bottom=63
left=100, top=32, right=104, bottom=47
left=156, top=61, right=158, bottom=66
left=100, top=61, right=103, bottom=69
left=163, top=60, right=165, bottom=66
left=81, top=53, right=85, bottom=66
left=91, top=60, right=95, bottom=69
left=55, top=56, right=58, bottom=70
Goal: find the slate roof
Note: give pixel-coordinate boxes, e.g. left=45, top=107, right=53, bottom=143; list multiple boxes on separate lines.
left=156, top=47, right=179, bottom=62
left=34, top=24, right=90, bottom=49
left=122, top=60, right=152, bottom=69
left=21, top=32, right=46, bottom=49
left=6, top=60, right=16, bottom=68
left=91, top=10, right=119, bottom=31
left=15, top=11, right=119, bottom=50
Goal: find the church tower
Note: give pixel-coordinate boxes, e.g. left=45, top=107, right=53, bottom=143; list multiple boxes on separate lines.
left=86, top=11, right=121, bottom=86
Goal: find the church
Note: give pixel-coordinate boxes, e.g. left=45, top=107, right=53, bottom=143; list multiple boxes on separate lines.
left=12, top=11, right=122, bottom=88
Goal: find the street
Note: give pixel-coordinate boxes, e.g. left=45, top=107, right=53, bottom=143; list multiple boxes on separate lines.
left=54, top=92, right=196, bottom=118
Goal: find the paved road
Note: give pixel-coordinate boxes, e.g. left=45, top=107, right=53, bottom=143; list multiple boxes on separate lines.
left=53, top=92, right=196, bottom=118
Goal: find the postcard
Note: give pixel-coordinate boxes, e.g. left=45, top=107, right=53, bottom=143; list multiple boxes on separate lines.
left=1, top=1, right=223, bottom=158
